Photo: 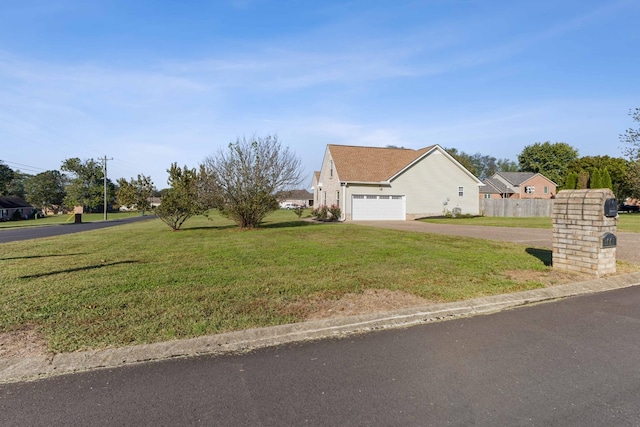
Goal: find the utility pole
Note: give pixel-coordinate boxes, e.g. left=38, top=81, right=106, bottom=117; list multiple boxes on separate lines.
left=100, top=156, right=113, bottom=221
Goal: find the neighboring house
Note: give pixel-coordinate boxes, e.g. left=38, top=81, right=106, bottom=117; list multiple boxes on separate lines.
left=312, top=144, right=482, bottom=221
left=0, top=196, right=37, bottom=221
left=480, top=172, right=557, bottom=199
left=278, top=189, right=314, bottom=208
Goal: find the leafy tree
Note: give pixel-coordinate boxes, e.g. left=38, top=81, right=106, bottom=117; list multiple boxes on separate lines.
left=4, top=170, right=29, bottom=199
left=201, top=135, right=303, bottom=229
left=116, top=174, right=155, bottom=214
left=156, top=163, right=205, bottom=230
left=25, top=170, right=67, bottom=212
left=565, top=171, right=578, bottom=190
left=0, top=162, right=15, bottom=196
left=566, top=156, right=631, bottom=197
left=517, top=141, right=579, bottom=188
left=590, top=169, right=602, bottom=189
left=496, top=158, right=519, bottom=173
left=445, top=148, right=516, bottom=179
left=61, top=158, right=112, bottom=212
left=602, top=168, right=613, bottom=190
left=577, top=171, right=589, bottom=189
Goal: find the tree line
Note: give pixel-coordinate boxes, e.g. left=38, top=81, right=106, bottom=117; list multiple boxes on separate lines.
left=2, top=108, right=639, bottom=229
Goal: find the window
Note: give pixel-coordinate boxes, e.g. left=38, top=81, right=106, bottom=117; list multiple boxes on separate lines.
left=329, top=160, right=334, bottom=178
left=484, top=194, right=491, bottom=199
left=392, top=195, right=402, bottom=200
left=336, top=191, right=340, bottom=207
left=366, top=195, right=377, bottom=199
left=458, top=186, right=464, bottom=197
left=323, top=192, right=326, bottom=205
left=544, top=186, right=549, bottom=194
left=353, top=195, right=364, bottom=199
left=525, top=186, right=535, bottom=194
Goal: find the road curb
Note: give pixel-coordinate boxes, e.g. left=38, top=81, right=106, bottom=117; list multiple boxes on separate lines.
left=2, top=271, right=640, bottom=384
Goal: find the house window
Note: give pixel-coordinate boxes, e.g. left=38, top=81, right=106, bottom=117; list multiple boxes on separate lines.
left=323, top=192, right=326, bottom=205
left=484, top=194, right=491, bottom=199
left=544, top=186, right=549, bottom=194
left=525, top=186, right=535, bottom=194
left=458, top=186, right=464, bottom=197
left=336, top=191, right=340, bottom=207
left=330, top=160, right=334, bottom=178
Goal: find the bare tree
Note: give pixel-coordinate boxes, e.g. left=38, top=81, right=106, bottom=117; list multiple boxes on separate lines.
left=201, top=135, right=303, bottom=229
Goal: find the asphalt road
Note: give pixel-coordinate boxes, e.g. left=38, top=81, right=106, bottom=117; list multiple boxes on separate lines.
left=0, top=215, right=156, bottom=243
left=2, top=285, right=639, bottom=426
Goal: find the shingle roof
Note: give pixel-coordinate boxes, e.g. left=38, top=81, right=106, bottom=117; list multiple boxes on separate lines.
left=0, top=196, right=33, bottom=209
left=328, top=144, right=436, bottom=182
left=494, top=172, right=537, bottom=186
left=480, top=178, right=513, bottom=194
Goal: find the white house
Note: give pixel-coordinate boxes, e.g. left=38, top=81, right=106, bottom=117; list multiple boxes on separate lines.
left=312, top=144, right=482, bottom=221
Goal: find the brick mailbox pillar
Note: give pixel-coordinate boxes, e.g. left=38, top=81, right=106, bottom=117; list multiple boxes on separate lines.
left=552, top=189, right=617, bottom=277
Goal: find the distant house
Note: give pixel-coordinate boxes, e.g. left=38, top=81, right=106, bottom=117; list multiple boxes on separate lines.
left=0, top=196, right=37, bottom=221
left=313, top=144, right=482, bottom=221
left=480, top=172, right=557, bottom=199
left=277, top=189, right=314, bottom=208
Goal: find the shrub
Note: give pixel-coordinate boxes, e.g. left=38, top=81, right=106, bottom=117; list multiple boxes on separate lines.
left=328, top=204, right=341, bottom=221
left=293, top=206, right=305, bottom=219
left=312, top=205, right=329, bottom=221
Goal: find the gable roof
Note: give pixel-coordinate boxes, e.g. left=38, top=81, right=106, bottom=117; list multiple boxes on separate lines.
left=493, top=172, right=537, bottom=186
left=327, top=144, right=438, bottom=182
left=480, top=178, right=513, bottom=194
left=0, top=196, right=33, bottom=209
left=280, top=189, right=313, bottom=200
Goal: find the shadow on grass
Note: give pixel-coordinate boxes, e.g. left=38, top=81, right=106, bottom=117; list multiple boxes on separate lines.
left=526, top=248, right=552, bottom=266
left=20, top=260, right=138, bottom=279
left=180, top=224, right=238, bottom=232
left=0, top=253, right=85, bottom=261
left=261, top=220, right=322, bottom=229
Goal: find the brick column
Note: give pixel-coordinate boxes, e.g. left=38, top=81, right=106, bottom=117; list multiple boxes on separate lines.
left=552, top=189, right=617, bottom=277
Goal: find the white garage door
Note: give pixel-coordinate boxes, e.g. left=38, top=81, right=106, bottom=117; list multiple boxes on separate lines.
left=351, top=195, right=405, bottom=220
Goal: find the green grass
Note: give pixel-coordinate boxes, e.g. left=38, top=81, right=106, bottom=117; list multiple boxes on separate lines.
left=0, top=210, right=585, bottom=353
left=421, top=214, right=640, bottom=232
left=0, top=211, right=142, bottom=229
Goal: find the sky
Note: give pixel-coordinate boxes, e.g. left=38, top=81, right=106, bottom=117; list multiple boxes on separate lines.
left=0, top=0, right=638, bottom=189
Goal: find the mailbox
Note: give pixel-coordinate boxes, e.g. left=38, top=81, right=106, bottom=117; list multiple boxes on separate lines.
left=602, top=232, right=617, bottom=248
left=604, top=198, right=618, bottom=218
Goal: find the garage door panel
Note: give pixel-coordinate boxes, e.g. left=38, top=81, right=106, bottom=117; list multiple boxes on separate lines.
left=352, top=195, right=405, bottom=220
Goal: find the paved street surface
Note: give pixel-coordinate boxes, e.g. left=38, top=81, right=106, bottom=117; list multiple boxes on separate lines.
left=2, top=286, right=639, bottom=426
left=0, top=215, right=155, bottom=243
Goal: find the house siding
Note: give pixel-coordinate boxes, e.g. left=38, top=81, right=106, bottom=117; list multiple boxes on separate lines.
left=392, top=150, right=480, bottom=218
left=315, top=148, right=343, bottom=211
left=516, top=175, right=556, bottom=199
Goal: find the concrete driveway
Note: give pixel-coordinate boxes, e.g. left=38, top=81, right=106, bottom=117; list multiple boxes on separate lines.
left=351, top=220, right=640, bottom=265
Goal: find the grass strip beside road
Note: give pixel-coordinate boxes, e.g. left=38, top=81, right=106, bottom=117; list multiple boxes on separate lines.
left=0, top=211, right=598, bottom=353
left=421, top=215, right=640, bottom=232
left=0, top=212, right=142, bottom=229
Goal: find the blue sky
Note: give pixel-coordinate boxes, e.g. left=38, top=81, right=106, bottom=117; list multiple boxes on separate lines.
left=0, top=0, right=638, bottom=188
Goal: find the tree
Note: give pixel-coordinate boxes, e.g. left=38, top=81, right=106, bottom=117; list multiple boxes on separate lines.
left=61, top=158, right=112, bottom=212
left=620, top=108, right=640, bottom=159
left=496, top=158, right=519, bottom=173
left=116, top=174, right=155, bottom=214
left=517, top=142, right=579, bottom=188
left=602, top=168, right=613, bottom=190
left=565, top=156, right=631, bottom=197
left=0, top=162, right=15, bottom=196
left=445, top=148, right=516, bottom=179
left=25, top=170, right=67, bottom=212
left=156, top=163, right=205, bottom=230
left=590, top=168, right=602, bottom=189
left=201, top=135, right=303, bottom=229
left=620, top=108, right=640, bottom=197
left=565, top=171, right=578, bottom=190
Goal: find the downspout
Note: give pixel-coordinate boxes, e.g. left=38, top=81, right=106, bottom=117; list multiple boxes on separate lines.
left=341, top=182, right=347, bottom=221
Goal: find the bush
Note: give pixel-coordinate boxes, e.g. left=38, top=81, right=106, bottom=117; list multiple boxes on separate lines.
left=328, top=204, right=341, bottom=221
left=312, top=205, right=329, bottom=221
left=293, top=206, right=305, bottom=219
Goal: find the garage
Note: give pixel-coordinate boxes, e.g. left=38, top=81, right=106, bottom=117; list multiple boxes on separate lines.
left=351, top=194, right=405, bottom=220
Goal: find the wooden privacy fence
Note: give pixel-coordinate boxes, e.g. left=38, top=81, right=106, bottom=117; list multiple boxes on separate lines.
left=481, top=198, right=554, bottom=217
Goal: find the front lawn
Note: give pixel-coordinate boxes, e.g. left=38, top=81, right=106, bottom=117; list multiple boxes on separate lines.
left=0, top=210, right=595, bottom=353
left=421, top=214, right=640, bottom=233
